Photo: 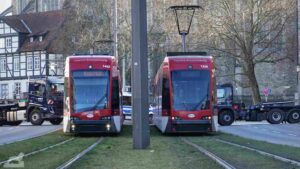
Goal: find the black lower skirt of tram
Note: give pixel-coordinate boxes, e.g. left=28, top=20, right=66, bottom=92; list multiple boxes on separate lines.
left=166, top=120, right=213, bottom=133
left=71, top=120, right=118, bottom=134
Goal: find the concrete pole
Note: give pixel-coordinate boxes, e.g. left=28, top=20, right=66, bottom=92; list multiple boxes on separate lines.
left=182, top=33, right=187, bottom=52
left=122, top=57, right=126, bottom=92
left=131, top=0, right=150, bottom=149
left=114, top=0, right=118, bottom=60
left=297, top=0, right=300, bottom=105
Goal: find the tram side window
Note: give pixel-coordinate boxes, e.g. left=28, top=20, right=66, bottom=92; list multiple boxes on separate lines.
left=162, top=77, right=170, bottom=109
left=112, top=79, right=120, bottom=110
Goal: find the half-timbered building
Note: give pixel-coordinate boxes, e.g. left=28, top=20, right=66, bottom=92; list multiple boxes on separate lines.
left=0, top=10, right=64, bottom=99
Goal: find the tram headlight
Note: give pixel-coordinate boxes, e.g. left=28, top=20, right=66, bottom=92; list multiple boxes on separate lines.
left=71, top=117, right=80, bottom=121
left=71, top=124, right=76, bottom=131
left=101, top=116, right=111, bottom=120
left=202, top=116, right=212, bottom=120
left=106, top=124, right=111, bottom=131
left=171, top=116, right=181, bottom=120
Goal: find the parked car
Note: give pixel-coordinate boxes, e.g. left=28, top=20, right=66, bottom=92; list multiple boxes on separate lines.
left=122, top=92, right=154, bottom=123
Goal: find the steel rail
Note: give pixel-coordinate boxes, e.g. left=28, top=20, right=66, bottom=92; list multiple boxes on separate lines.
left=216, top=139, right=300, bottom=167
left=0, top=138, right=74, bottom=166
left=181, top=138, right=236, bottom=169
left=56, top=137, right=104, bottom=169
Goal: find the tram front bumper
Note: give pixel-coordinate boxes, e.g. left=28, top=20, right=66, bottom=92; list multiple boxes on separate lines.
left=70, top=120, right=117, bottom=134
left=167, top=120, right=213, bottom=133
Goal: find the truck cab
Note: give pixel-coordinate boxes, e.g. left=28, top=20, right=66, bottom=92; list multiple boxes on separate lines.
left=26, top=77, right=64, bottom=125
left=216, top=84, right=245, bottom=126
left=217, top=84, right=233, bottom=105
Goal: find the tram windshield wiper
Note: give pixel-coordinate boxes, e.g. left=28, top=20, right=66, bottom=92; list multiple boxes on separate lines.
left=192, top=96, right=207, bottom=111
left=192, top=84, right=210, bottom=111
left=182, top=102, right=189, bottom=110
left=89, top=92, right=107, bottom=111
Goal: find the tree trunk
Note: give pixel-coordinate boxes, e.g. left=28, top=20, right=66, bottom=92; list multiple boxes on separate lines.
left=246, top=62, right=261, bottom=105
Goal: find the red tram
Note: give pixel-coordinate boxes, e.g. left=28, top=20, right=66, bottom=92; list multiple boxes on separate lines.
left=153, top=52, right=218, bottom=133
left=63, top=55, right=123, bottom=133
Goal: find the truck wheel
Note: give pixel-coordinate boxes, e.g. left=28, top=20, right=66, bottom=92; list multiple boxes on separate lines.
left=30, top=110, right=44, bottom=126
left=218, top=110, right=234, bottom=126
left=49, top=118, right=63, bottom=125
left=287, top=109, right=300, bottom=124
left=267, top=109, right=284, bottom=124
left=6, top=121, right=22, bottom=126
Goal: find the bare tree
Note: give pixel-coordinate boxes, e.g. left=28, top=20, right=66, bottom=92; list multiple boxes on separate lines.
left=203, top=0, right=296, bottom=104
left=61, top=0, right=113, bottom=54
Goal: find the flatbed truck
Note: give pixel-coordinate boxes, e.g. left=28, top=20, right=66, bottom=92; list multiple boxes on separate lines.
left=216, top=84, right=300, bottom=125
left=0, top=77, right=64, bottom=126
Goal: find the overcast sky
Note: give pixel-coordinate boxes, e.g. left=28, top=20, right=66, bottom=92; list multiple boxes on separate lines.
left=0, top=0, right=12, bottom=13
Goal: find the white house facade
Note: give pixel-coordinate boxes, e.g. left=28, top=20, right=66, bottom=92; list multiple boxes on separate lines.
left=0, top=11, right=65, bottom=100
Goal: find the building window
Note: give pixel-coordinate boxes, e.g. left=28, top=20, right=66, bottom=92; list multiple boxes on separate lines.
left=0, top=58, right=6, bottom=72
left=0, top=84, right=8, bottom=99
left=34, top=57, right=40, bottom=70
left=42, top=0, right=60, bottom=11
left=14, top=57, right=20, bottom=71
left=27, top=57, right=33, bottom=70
left=14, top=83, right=21, bottom=98
left=4, top=24, right=10, bottom=34
left=39, top=36, right=43, bottom=42
left=5, top=38, right=12, bottom=48
left=0, top=38, right=4, bottom=48
left=30, top=37, right=34, bottom=42
left=0, top=23, right=3, bottom=34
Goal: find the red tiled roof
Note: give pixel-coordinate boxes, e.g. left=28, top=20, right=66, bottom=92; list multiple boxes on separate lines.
left=0, top=10, right=64, bottom=53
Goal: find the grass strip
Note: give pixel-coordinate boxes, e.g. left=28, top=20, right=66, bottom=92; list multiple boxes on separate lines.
left=215, top=132, right=300, bottom=162
left=187, top=134, right=299, bottom=169
left=70, top=126, right=223, bottom=169
left=0, top=130, right=70, bottom=162
left=0, top=136, right=98, bottom=169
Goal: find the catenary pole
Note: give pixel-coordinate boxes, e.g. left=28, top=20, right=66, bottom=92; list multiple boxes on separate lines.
left=131, top=0, right=150, bottom=149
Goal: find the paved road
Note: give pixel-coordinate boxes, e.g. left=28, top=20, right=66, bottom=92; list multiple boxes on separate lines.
left=219, top=121, right=300, bottom=148
left=0, top=122, right=62, bottom=145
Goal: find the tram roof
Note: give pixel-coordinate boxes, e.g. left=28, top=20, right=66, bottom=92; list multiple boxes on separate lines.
left=166, top=52, right=213, bottom=59
left=68, top=55, right=115, bottom=59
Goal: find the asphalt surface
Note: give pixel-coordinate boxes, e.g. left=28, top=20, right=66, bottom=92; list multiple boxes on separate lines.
left=1, top=119, right=299, bottom=148
left=0, top=122, right=62, bottom=145
left=219, top=121, right=300, bottom=148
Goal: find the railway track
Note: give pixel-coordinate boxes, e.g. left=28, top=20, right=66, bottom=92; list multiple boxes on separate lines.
left=181, top=138, right=236, bottom=169
left=215, top=139, right=300, bottom=167
left=0, top=138, right=74, bottom=166
left=56, top=137, right=104, bottom=169
left=182, top=137, right=300, bottom=169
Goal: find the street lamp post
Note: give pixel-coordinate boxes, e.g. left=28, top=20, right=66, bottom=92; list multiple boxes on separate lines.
left=169, top=5, right=202, bottom=52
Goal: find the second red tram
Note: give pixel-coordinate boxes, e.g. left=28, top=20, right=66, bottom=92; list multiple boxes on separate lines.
left=153, top=52, right=217, bottom=133
left=63, top=55, right=123, bottom=134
